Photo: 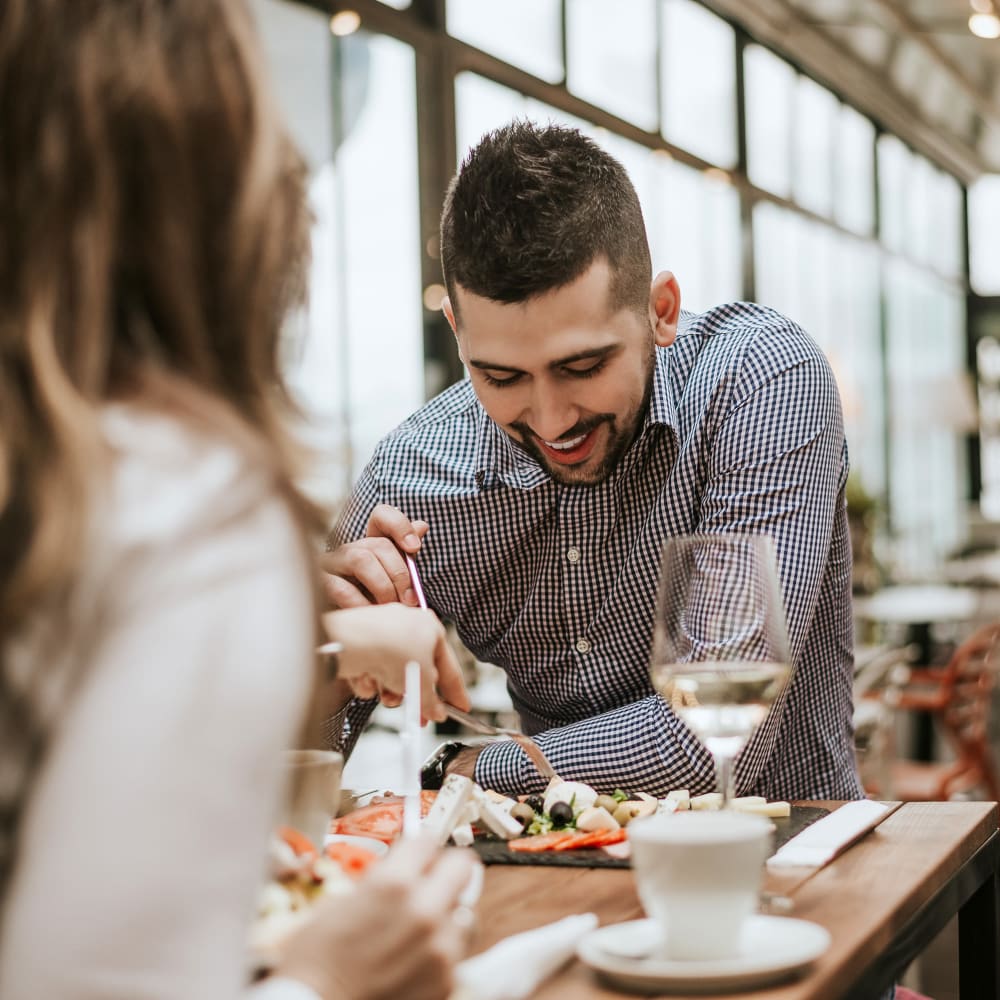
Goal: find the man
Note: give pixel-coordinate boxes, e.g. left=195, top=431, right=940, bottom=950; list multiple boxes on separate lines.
left=323, top=121, right=863, bottom=802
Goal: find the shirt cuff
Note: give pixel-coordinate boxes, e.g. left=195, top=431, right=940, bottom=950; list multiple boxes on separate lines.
left=249, top=976, right=323, bottom=1000
left=321, top=703, right=350, bottom=753
left=473, top=738, right=548, bottom=796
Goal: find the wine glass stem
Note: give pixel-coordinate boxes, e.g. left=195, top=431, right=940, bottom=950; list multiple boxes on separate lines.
left=715, top=752, right=735, bottom=804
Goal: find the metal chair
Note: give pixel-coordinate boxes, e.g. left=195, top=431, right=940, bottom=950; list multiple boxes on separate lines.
left=864, top=623, right=1000, bottom=805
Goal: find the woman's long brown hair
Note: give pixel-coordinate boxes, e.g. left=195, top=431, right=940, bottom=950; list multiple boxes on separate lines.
left=0, top=0, right=325, bottom=634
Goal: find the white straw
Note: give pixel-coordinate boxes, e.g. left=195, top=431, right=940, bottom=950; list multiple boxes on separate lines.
left=402, top=659, right=422, bottom=838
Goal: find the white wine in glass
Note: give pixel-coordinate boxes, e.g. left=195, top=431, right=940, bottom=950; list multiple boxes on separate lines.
left=650, top=534, right=792, bottom=803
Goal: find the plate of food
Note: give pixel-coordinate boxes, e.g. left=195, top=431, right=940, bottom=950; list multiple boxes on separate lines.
left=249, top=825, right=385, bottom=969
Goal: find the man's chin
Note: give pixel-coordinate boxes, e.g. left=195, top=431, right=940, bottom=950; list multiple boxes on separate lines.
left=541, top=452, right=611, bottom=486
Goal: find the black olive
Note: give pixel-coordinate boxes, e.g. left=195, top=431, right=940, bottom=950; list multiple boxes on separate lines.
left=549, top=801, right=574, bottom=827
left=525, top=794, right=545, bottom=814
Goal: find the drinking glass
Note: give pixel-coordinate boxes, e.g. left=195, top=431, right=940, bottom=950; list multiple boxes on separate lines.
left=281, top=749, right=344, bottom=851
left=650, top=534, right=792, bottom=802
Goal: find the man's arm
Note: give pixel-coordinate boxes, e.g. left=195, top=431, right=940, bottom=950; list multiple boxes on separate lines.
left=451, top=695, right=716, bottom=797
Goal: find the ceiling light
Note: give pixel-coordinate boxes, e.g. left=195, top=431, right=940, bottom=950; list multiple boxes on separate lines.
left=969, top=12, right=1000, bottom=38
left=970, top=0, right=993, bottom=13
left=330, top=10, right=361, bottom=36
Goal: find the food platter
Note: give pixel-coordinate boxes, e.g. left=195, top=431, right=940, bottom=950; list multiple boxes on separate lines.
left=469, top=804, right=829, bottom=867
left=329, top=780, right=829, bottom=868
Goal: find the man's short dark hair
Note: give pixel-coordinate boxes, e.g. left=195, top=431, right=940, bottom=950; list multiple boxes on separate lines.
left=440, top=121, right=652, bottom=320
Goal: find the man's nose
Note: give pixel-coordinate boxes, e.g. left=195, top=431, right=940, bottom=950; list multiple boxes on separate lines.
left=525, top=386, right=579, bottom=442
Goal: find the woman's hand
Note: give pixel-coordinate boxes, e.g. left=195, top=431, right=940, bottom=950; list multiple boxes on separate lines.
left=322, top=605, right=470, bottom=721
left=275, top=836, right=480, bottom=1000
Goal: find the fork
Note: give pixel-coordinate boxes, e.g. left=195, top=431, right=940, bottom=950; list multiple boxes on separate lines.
left=443, top=702, right=560, bottom=782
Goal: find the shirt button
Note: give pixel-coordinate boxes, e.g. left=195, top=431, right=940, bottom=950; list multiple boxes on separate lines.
left=567, top=547, right=581, bottom=564
left=575, top=638, right=592, bottom=654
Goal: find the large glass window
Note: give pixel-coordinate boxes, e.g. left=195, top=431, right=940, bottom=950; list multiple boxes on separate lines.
left=753, top=204, right=884, bottom=496
left=454, top=73, right=591, bottom=166
left=931, top=169, right=964, bottom=279
left=255, top=0, right=424, bottom=505
left=877, top=134, right=908, bottom=255
left=834, top=105, right=875, bottom=236
left=447, top=0, right=563, bottom=84
left=885, top=261, right=970, bottom=574
left=566, top=0, right=658, bottom=130
left=744, top=45, right=794, bottom=198
left=970, top=175, right=1000, bottom=295
left=659, top=0, right=736, bottom=168
left=793, top=76, right=837, bottom=218
left=649, top=158, right=742, bottom=312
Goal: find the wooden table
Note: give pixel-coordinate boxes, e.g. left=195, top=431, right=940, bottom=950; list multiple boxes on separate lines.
left=469, top=801, right=1000, bottom=999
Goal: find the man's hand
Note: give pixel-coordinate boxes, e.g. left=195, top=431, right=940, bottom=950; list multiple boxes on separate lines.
left=321, top=605, right=471, bottom=722
left=323, top=504, right=429, bottom=609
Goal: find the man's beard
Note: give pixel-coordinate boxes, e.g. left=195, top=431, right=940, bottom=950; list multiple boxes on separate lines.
left=509, top=343, right=656, bottom=487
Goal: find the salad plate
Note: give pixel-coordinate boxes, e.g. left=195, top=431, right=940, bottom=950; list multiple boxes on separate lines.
left=577, top=915, right=830, bottom=994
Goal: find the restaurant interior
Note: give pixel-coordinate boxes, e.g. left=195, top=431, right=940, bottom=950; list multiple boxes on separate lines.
left=250, top=1, right=1000, bottom=996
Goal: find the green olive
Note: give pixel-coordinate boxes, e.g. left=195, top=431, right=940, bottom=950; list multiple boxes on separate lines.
left=510, top=801, right=535, bottom=828
left=595, top=795, right=619, bottom=814
left=612, top=803, right=635, bottom=827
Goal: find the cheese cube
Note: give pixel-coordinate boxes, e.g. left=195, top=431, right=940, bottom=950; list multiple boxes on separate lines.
left=690, top=792, right=723, bottom=811
left=451, top=823, right=475, bottom=847
left=731, top=799, right=791, bottom=818
left=473, top=787, right=524, bottom=840
left=422, top=774, right=476, bottom=846
left=666, top=789, right=691, bottom=811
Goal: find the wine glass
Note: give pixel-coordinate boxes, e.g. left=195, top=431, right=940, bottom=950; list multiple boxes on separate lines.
left=650, top=534, right=792, bottom=803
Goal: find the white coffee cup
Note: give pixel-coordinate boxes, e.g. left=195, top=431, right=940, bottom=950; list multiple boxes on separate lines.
left=281, top=749, right=344, bottom=851
left=628, top=810, right=773, bottom=962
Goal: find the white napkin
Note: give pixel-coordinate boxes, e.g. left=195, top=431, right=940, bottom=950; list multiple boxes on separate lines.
left=767, top=800, right=892, bottom=869
left=451, top=912, right=599, bottom=1000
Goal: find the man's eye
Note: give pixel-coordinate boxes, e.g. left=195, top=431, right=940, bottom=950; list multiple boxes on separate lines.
left=481, top=372, right=522, bottom=388
left=564, top=360, right=607, bottom=379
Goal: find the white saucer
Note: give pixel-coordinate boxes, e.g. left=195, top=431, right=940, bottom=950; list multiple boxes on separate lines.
left=576, top=915, right=830, bottom=994
left=323, top=833, right=388, bottom=856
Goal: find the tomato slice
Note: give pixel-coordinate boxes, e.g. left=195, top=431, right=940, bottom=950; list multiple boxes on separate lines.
left=325, top=841, right=380, bottom=877
left=508, top=831, right=578, bottom=852
left=580, top=828, right=628, bottom=848
left=278, top=825, right=318, bottom=857
left=332, top=791, right=437, bottom=845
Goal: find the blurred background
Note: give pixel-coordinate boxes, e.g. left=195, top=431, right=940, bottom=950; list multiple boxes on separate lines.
left=251, top=0, right=1000, bottom=595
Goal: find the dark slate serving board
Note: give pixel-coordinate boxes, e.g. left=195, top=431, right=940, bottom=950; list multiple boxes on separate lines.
left=470, top=804, right=829, bottom=868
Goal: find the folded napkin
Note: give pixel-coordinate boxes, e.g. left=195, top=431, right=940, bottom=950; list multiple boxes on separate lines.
left=767, top=800, right=892, bottom=869
left=451, top=913, right=599, bottom=1000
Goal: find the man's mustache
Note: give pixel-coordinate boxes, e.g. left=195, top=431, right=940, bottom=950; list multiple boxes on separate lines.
left=510, top=414, right=613, bottom=442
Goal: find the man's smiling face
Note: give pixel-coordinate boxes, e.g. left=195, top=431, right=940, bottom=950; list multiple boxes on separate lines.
left=447, top=259, right=676, bottom=486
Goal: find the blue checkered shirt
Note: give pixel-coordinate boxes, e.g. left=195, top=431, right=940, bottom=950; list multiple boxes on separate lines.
left=329, top=303, right=864, bottom=802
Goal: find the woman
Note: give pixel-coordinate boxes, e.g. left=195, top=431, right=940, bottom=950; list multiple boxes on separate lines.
left=0, top=2, right=475, bottom=998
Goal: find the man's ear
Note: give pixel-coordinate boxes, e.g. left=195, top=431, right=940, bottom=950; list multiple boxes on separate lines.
left=442, top=296, right=457, bottom=335
left=442, top=296, right=465, bottom=364
left=648, top=271, right=681, bottom=347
